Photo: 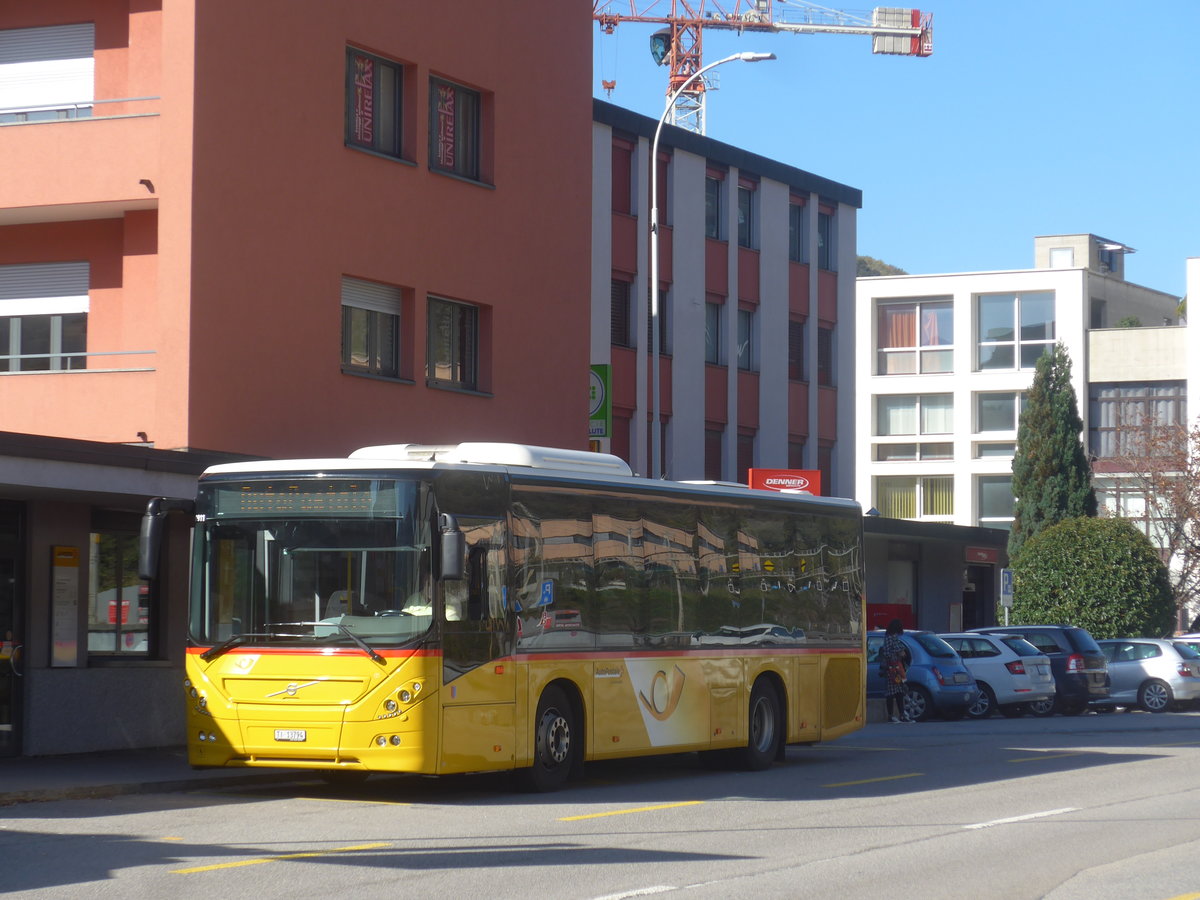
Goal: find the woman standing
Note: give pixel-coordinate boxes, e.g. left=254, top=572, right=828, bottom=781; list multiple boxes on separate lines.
left=881, top=618, right=913, bottom=723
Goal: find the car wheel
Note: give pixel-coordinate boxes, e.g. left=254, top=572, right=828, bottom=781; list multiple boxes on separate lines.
left=904, top=685, right=933, bottom=722
left=1027, top=696, right=1058, bottom=717
left=1137, top=679, right=1173, bottom=713
left=967, top=683, right=996, bottom=719
left=998, top=703, right=1026, bottom=718
left=519, top=685, right=576, bottom=792
left=735, top=680, right=783, bottom=771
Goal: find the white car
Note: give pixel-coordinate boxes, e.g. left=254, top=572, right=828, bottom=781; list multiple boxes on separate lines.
left=940, top=632, right=1056, bottom=718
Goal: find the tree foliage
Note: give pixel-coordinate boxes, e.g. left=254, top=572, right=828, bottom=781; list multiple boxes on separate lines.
left=1011, top=517, right=1175, bottom=638
left=1008, top=342, right=1096, bottom=560
left=1107, top=414, right=1200, bottom=625
left=856, top=256, right=907, bottom=277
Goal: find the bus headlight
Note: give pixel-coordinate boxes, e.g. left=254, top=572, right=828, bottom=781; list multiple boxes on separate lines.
left=398, top=690, right=411, bottom=703
left=384, top=699, right=398, bottom=713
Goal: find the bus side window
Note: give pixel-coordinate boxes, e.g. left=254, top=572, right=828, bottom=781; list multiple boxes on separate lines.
left=465, top=545, right=488, bottom=620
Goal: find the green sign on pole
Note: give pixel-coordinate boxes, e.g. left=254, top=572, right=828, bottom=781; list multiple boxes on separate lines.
left=588, top=364, right=611, bottom=439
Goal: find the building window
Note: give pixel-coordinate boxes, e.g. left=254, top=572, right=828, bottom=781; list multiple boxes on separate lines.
left=976, top=392, right=1025, bottom=433
left=737, top=308, right=756, bottom=371
left=875, top=394, right=953, bottom=462
left=977, top=291, right=1055, bottom=370
left=817, top=326, right=833, bottom=386
left=787, top=439, right=805, bottom=469
left=88, top=529, right=150, bottom=656
left=704, top=428, right=723, bottom=481
left=876, top=298, right=952, bottom=375
left=788, top=317, right=806, bottom=381
left=977, top=474, right=1014, bottom=530
left=1089, top=381, right=1186, bottom=459
left=341, top=277, right=401, bottom=377
left=737, top=185, right=755, bottom=249
left=611, top=280, right=632, bottom=348
left=346, top=48, right=403, bottom=158
left=1048, top=247, right=1074, bottom=268
left=737, top=433, right=755, bottom=483
left=430, top=78, right=480, bottom=180
left=611, top=137, right=634, bottom=215
left=0, top=262, right=89, bottom=372
left=877, top=475, right=954, bottom=520
left=788, top=201, right=807, bottom=263
left=817, top=210, right=835, bottom=271
left=704, top=176, right=723, bottom=239
left=427, top=297, right=479, bottom=390
left=0, top=24, right=94, bottom=123
left=705, top=301, right=723, bottom=365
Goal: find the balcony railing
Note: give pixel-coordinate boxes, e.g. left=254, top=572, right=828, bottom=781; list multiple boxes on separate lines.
left=0, top=96, right=160, bottom=126
left=0, top=350, right=154, bottom=374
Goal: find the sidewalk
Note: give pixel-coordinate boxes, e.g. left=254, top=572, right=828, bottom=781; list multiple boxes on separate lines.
left=0, top=746, right=304, bottom=806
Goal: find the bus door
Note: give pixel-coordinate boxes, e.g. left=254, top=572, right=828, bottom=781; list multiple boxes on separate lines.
left=0, top=502, right=23, bottom=758
left=439, top=521, right=516, bottom=771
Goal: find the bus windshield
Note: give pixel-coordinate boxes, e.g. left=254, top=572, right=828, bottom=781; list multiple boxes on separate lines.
left=190, top=478, right=432, bottom=649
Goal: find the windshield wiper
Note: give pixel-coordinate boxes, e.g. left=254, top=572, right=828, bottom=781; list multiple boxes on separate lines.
left=200, top=623, right=386, bottom=665
left=199, top=629, right=308, bottom=661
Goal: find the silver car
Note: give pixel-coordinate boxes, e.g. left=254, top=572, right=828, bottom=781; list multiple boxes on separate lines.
left=1097, top=638, right=1200, bottom=712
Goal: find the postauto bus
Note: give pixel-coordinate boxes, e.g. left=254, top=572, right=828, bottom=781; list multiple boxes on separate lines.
left=139, top=443, right=866, bottom=791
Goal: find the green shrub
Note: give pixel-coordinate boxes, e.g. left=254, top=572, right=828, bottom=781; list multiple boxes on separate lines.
left=1011, top=516, right=1174, bottom=638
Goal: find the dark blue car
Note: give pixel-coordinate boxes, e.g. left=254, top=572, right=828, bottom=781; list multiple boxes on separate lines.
left=867, top=630, right=979, bottom=721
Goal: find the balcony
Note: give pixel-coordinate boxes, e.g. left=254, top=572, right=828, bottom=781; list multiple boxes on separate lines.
left=0, top=97, right=161, bottom=226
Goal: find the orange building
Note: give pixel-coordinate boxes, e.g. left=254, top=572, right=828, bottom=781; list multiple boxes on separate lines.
left=1, top=1, right=591, bottom=456
left=0, top=2, right=590, bottom=756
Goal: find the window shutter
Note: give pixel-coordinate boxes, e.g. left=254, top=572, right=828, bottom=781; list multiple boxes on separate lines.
left=0, top=261, right=89, bottom=315
left=0, top=24, right=95, bottom=112
left=610, top=280, right=630, bottom=347
left=341, top=276, right=400, bottom=314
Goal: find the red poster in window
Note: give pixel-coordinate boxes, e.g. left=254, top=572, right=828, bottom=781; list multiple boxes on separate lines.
left=749, top=468, right=822, bottom=496
left=436, top=83, right=456, bottom=168
left=353, top=55, right=374, bottom=144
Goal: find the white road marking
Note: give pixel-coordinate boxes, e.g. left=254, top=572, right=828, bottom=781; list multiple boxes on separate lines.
left=963, top=807, right=1079, bottom=830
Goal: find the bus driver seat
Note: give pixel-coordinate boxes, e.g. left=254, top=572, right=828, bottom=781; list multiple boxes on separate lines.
left=323, top=590, right=354, bottom=618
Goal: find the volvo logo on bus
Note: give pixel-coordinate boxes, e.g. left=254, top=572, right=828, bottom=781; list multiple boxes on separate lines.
left=266, top=680, right=319, bottom=698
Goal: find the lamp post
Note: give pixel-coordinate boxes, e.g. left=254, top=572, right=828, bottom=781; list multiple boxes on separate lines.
left=648, top=51, right=775, bottom=480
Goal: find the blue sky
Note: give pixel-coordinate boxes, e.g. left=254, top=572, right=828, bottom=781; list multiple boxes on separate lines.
left=592, top=1, right=1197, bottom=300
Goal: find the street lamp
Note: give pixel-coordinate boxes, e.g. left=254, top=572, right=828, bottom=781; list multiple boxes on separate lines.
left=648, top=51, right=775, bottom=480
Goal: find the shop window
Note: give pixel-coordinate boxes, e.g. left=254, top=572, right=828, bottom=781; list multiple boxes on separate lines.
left=88, top=531, right=150, bottom=656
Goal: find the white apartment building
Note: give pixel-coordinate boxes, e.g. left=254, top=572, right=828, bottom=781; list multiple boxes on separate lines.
left=855, top=234, right=1183, bottom=533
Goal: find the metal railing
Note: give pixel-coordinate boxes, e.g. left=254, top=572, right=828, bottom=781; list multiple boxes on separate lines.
left=0, top=349, right=154, bottom=375
left=0, top=95, right=160, bottom=125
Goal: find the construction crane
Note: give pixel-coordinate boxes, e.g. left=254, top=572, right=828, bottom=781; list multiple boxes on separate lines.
left=594, top=1, right=933, bottom=134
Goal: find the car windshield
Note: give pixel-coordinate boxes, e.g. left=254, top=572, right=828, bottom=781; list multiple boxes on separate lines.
left=190, top=478, right=433, bottom=649
left=913, top=632, right=957, bottom=659
left=1001, top=636, right=1043, bottom=657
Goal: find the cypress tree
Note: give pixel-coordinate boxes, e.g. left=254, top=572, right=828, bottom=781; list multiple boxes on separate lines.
left=1008, top=341, right=1097, bottom=561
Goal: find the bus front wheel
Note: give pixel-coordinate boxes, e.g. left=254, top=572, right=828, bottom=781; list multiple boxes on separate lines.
left=520, top=685, right=576, bottom=792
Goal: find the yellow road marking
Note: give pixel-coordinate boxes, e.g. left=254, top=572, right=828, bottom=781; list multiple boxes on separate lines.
left=1007, top=752, right=1085, bottom=763
left=172, top=842, right=390, bottom=874
left=823, top=773, right=923, bottom=787
left=560, top=801, right=704, bottom=821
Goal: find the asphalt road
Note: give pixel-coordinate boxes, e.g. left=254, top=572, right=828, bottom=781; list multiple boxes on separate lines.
left=3, top=711, right=1200, bottom=900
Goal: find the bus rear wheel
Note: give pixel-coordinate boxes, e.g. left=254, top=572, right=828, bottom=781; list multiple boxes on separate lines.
left=519, top=685, right=576, bottom=792
left=735, top=680, right=782, bottom=771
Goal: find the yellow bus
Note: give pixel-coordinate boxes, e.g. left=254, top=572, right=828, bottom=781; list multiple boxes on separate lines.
left=139, top=442, right=866, bottom=790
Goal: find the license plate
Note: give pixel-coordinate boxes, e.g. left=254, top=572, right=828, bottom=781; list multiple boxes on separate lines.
left=953, top=672, right=969, bottom=684
left=274, top=729, right=307, bottom=742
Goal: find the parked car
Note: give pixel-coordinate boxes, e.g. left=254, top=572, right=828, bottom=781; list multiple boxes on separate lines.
left=867, top=630, right=979, bottom=721
left=1097, top=638, right=1200, bottom=712
left=971, top=624, right=1108, bottom=715
left=940, top=632, right=1056, bottom=718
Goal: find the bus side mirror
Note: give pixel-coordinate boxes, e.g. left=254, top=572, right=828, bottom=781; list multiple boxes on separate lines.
left=138, top=497, right=196, bottom=581
left=439, top=513, right=465, bottom=581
